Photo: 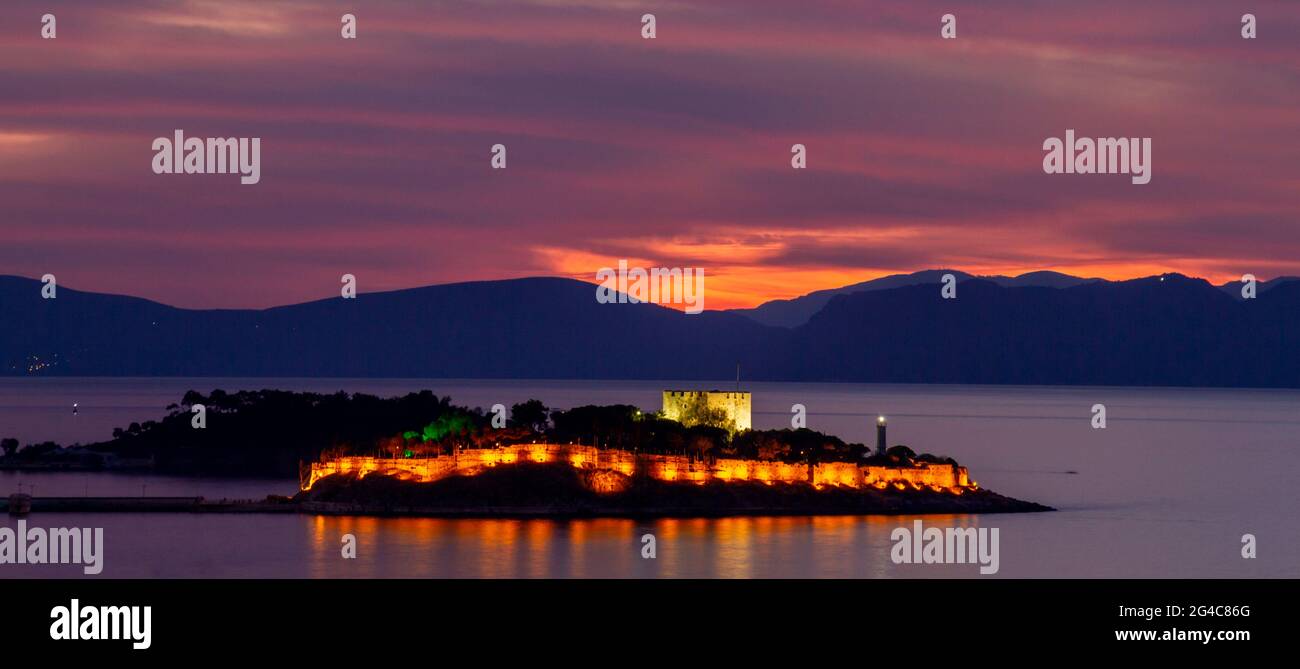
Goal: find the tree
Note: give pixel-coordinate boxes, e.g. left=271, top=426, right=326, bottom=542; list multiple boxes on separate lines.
left=684, top=425, right=728, bottom=461
left=549, top=404, right=643, bottom=450
left=510, top=399, right=550, bottom=433
left=886, top=445, right=917, bottom=462
left=677, top=395, right=736, bottom=433
left=20, top=441, right=60, bottom=459
left=0, top=438, right=17, bottom=457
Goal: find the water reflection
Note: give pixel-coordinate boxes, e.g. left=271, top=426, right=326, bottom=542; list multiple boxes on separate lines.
left=299, top=514, right=987, bottom=579
left=7, top=379, right=1297, bottom=578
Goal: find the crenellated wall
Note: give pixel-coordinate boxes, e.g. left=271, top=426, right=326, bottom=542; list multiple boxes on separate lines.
left=304, top=443, right=975, bottom=493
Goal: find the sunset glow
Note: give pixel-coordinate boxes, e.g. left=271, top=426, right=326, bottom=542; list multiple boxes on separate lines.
left=2, top=0, right=1297, bottom=309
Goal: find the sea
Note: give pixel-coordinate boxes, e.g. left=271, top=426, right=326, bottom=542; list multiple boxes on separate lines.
left=1, top=377, right=1295, bottom=578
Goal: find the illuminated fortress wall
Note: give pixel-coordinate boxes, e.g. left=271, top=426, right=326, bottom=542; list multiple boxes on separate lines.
left=661, top=390, right=752, bottom=432
left=303, top=443, right=972, bottom=493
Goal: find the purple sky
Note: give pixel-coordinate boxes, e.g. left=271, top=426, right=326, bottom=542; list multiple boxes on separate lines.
left=2, top=0, right=1298, bottom=309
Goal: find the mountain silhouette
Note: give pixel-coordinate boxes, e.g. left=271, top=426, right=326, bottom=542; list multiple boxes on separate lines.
left=781, top=275, right=1300, bottom=387
left=0, top=276, right=779, bottom=379
left=727, top=269, right=1102, bottom=327
left=4, top=272, right=1299, bottom=387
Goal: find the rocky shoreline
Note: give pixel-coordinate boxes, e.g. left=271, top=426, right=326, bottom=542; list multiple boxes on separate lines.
left=296, top=462, right=1052, bottom=518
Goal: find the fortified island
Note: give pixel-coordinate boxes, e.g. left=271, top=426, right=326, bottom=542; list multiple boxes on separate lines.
left=298, top=390, right=1047, bottom=517
left=306, top=391, right=969, bottom=492
left=2, top=388, right=1049, bottom=517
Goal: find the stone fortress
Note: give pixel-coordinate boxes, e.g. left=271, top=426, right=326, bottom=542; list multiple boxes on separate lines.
left=660, top=389, right=753, bottom=432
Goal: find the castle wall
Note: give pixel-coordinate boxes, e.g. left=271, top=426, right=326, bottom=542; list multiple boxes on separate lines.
left=304, top=443, right=973, bottom=493
left=863, top=463, right=969, bottom=489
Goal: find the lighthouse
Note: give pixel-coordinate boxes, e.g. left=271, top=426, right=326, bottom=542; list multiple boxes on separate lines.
left=876, top=416, right=887, bottom=456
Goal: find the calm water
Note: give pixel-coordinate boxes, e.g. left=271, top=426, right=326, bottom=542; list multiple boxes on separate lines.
left=1, top=377, right=1296, bottom=578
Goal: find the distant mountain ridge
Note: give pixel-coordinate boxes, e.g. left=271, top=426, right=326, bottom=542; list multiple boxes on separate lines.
left=727, top=269, right=1297, bottom=327
left=787, top=275, right=1300, bottom=387
left=4, top=271, right=1300, bottom=387
left=1, top=275, right=778, bottom=380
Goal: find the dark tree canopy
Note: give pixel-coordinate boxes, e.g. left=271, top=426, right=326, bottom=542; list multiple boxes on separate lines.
left=509, top=399, right=550, bottom=432
left=6, top=391, right=953, bottom=477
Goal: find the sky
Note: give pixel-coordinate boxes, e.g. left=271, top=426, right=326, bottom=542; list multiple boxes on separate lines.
left=1, top=0, right=1298, bottom=310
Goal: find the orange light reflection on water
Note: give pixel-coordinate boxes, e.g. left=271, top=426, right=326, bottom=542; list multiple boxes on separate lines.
left=305, top=513, right=986, bottom=578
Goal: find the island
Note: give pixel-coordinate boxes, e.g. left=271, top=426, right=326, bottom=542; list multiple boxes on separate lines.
left=2, top=389, right=1051, bottom=517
